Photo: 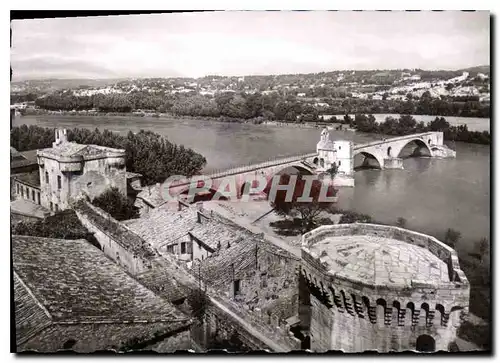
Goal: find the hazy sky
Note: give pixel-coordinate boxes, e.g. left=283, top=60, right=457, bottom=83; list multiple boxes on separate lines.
left=11, top=11, right=490, bottom=80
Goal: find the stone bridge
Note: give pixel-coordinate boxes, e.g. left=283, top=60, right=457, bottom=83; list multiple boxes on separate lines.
left=167, top=153, right=319, bottom=199
left=165, top=132, right=454, bottom=198
left=353, top=131, right=455, bottom=170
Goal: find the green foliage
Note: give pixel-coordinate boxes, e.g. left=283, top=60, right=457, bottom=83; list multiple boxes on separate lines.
left=91, top=187, right=138, bottom=221
left=396, top=217, right=407, bottom=228
left=12, top=210, right=99, bottom=248
left=338, top=210, right=373, bottom=224
left=10, top=125, right=207, bottom=185
left=265, top=174, right=338, bottom=233
left=444, top=228, right=461, bottom=248
left=187, top=288, right=209, bottom=322
left=478, top=237, right=489, bottom=256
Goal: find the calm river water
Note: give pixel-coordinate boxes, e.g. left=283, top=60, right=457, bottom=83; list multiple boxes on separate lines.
left=14, top=115, right=490, bottom=250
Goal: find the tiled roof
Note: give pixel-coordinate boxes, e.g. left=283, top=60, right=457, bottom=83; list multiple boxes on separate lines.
left=39, top=142, right=125, bottom=159
left=14, top=171, right=40, bottom=188
left=136, top=185, right=165, bottom=208
left=125, top=206, right=198, bottom=252
left=14, top=273, right=52, bottom=344
left=74, top=201, right=157, bottom=259
left=135, top=262, right=187, bottom=303
left=11, top=149, right=39, bottom=169
left=11, top=199, right=50, bottom=219
left=12, top=235, right=189, bottom=324
left=190, top=213, right=251, bottom=251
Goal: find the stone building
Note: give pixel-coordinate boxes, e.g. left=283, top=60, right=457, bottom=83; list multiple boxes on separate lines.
left=314, top=128, right=337, bottom=171
left=122, top=200, right=302, bottom=350
left=313, top=128, right=353, bottom=177
left=298, top=223, right=470, bottom=352
left=13, top=235, right=192, bottom=353
left=36, top=129, right=127, bottom=212
left=73, top=200, right=300, bottom=351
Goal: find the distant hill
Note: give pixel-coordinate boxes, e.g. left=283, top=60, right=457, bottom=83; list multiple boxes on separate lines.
left=459, top=65, right=490, bottom=75
left=11, top=78, right=129, bottom=92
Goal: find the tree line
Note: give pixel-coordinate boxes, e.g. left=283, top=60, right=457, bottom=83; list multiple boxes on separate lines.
left=26, top=87, right=490, bottom=120
left=337, top=114, right=490, bottom=145
left=10, top=125, right=207, bottom=185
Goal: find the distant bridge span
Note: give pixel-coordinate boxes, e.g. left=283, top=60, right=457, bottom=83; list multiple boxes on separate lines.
left=352, top=131, right=454, bottom=169
left=166, top=131, right=455, bottom=196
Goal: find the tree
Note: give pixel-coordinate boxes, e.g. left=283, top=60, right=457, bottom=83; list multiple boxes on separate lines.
left=91, top=187, right=138, bottom=221
left=478, top=237, right=489, bottom=256
left=396, top=217, right=407, bottom=228
left=444, top=228, right=461, bottom=249
left=11, top=126, right=207, bottom=185
left=265, top=173, right=338, bottom=234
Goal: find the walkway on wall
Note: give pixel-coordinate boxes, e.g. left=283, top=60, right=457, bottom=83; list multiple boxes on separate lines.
left=208, top=297, right=291, bottom=352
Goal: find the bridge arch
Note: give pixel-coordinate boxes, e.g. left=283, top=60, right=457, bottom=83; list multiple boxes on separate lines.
left=395, top=138, right=433, bottom=158
left=353, top=151, right=383, bottom=170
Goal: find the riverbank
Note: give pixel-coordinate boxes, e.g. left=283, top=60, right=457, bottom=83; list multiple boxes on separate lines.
left=18, top=109, right=489, bottom=142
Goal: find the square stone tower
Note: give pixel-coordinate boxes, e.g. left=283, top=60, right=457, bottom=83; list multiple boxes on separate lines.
left=36, top=129, right=127, bottom=212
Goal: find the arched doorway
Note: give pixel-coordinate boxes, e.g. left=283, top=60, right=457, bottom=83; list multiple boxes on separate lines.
left=416, top=334, right=435, bottom=352
left=313, top=157, right=319, bottom=165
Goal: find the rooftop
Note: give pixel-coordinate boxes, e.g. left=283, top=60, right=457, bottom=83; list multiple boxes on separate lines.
left=14, top=171, right=40, bottom=188
left=309, top=235, right=449, bottom=287
left=38, top=142, right=125, bottom=160
left=11, top=149, right=39, bottom=169
left=125, top=204, right=254, bottom=254
left=13, top=235, right=190, bottom=342
left=136, top=185, right=166, bottom=208
left=124, top=206, right=198, bottom=253
left=11, top=199, right=49, bottom=219
left=302, top=223, right=469, bottom=289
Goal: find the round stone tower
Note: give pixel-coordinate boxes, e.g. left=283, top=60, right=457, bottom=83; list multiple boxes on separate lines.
left=298, top=223, right=470, bottom=352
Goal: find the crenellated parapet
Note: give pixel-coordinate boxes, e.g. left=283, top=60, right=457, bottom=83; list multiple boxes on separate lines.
left=299, top=223, right=470, bottom=350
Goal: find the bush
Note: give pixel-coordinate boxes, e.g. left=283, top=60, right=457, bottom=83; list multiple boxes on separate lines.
left=12, top=210, right=99, bottom=248
left=91, top=187, right=138, bottom=221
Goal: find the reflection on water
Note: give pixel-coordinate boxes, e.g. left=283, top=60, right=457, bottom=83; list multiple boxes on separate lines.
left=13, top=115, right=490, bottom=247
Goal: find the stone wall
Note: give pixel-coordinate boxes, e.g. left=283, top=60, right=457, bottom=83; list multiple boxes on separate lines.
left=191, top=296, right=301, bottom=352
left=193, top=236, right=299, bottom=320
left=300, top=223, right=469, bottom=352
left=75, top=201, right=153, bottom=275
left=189, top=230, right=301, bottom=351
left=18, top=321, right=190, bottom=353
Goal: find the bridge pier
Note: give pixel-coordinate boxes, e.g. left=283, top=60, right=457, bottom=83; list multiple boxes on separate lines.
left=383, top=157, right=404, bottom=170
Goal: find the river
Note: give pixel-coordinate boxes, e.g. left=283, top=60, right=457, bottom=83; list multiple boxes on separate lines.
left=13, top=115, right=490, bottom=250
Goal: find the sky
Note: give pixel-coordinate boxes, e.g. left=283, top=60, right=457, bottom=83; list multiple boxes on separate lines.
left=11, top=11, right=490, bottom=80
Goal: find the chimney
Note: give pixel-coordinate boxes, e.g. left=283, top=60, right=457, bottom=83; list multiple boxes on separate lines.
left=52, top=128, right=68, bottom=148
